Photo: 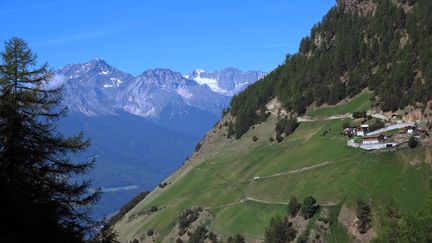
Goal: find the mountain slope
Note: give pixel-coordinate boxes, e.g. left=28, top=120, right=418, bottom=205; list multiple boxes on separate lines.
left=230, top=0, right=432, bottom=138
left=113, top=92, right=432, bottom=242
left=112, top=0, right=432, bottom=242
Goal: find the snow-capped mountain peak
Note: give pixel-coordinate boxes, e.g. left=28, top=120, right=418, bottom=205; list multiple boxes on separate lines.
left=187, top=69, right=228, bottom=95
left=56, top=59, right=264, bottom=119
left=187, top=68, right=266, bottom=96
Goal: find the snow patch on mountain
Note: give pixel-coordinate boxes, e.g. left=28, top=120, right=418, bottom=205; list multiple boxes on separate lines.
left=187, top=68, right=267, bottom=96
left=192, top=76, right=229, bottom=95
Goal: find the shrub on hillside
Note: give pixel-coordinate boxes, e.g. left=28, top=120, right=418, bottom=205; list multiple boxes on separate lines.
left=356, top=199, right=372, bottom=234
left=159, top=182, right=168, bottom=188
left=188, top=226, right=208, bottom=243
left=227, top=234, right=246, bottom=243
left=252, top=135, right=258, bottom=142
left=297, top=229, right=310, bottom=243
left=353, top=111, right=367, bottom=119
left=194, top=142, right=202, bottom=152
left=275, top=117, right=299, bottom=141
left=264, top=216, right=297, bottom=242
left=147, top=229, right=154, bottom=236
left=287, top=196, right=301, bottom=217
left=208, top=231, right=218, bottom=242
left=276, top=134, right=283, bottom=143
left=150, top=206, right=158, bottom=212
left=227, top=122, right=235, bottom=138
left=300, top=196, right=319, bottom=219
left=408, top=136, right=418, bottom=148
left=178, top=208, right=202, bottom=235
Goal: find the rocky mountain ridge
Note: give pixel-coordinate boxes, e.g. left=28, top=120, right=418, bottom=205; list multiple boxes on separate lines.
left=57, top=59, right=264, bottom=120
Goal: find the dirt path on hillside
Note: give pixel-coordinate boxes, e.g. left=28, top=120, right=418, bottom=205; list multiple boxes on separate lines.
left=253, top=161, right=335, bottom=181
left=204, top=199, right=247, bottom=210
left=298, top=114, right=351, bottom=122
left=245, top=197, right=289, bottom=205
left=203, top=161, right=337, bottom=211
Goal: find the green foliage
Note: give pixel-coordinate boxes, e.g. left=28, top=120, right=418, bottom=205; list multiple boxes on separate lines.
left=356, top=199, right=372, bottom=234
left=300, top=196, right=319, bottom=219
left=287, top=196, right=301, bottom=217
left=373, top=199, right=402, bottom=243
left=275, top=133, right=283, bottom=143
left=408, top=136, right=418, bottom=148
left=178, top=208, right=202, bottom=235
left=195, top=142, right=202, bottom=152
left=227, top=234, right=246, bottom=243
left=147, top=229, right=154, bottom=236
left=227, top=122, right=235, bottom=139
left=374, top=197, right=432, bottom=242
left=353, top=111, right=367, bottom=119
left=342, top=119, right=352, bottom=129
left=368, top=118, right=385, bottom=132
left=0, top=38, right=115, bottom=242
left=297, top=229, right=310, bottom=243
left=208, top=231, right=218, bottom=243
left=188, top=225, right=207, bottom=243
left=252, top=135, right=258, bottom=142
left=222, top=108, right=230, bottom=117
left=264, top=216, right=297, bottom=243
left=275, top=117, right=299, bottom=142
left=230, top=0, right=432, bottom=137
left=90, top=227, right=120, bottom=243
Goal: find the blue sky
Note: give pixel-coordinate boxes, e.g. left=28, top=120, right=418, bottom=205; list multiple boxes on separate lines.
left=0, top=0, right=336, bottom=75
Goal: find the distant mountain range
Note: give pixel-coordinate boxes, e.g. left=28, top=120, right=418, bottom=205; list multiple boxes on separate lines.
left=57, top=59, right=265, bottom=124
left=56, top=59, right=265, bottom=218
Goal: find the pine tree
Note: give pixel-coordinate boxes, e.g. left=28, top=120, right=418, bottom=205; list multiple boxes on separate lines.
left=287, top=196, right=301, bottom=217
left=0, top=37, right=115, bottom=242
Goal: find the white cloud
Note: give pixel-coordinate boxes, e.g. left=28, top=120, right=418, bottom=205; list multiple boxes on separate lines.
left=47, top=74, right=67, bottom=89
left=33, top=25, right=146, bottom=47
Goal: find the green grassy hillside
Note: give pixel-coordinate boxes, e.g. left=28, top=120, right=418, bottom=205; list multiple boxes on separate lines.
left=306, top=91, right=373, bottom=117
left=113, top=93, right=432, bottom=242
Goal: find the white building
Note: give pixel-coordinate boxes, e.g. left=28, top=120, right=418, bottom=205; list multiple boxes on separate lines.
left=363, top=135, right=386, bottom=145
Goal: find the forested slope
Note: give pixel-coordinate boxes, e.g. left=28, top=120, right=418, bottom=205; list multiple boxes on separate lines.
left=230, top=0, right=432, bottom=138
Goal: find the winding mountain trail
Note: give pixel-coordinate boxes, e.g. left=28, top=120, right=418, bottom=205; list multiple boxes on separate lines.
left=244, top=197, right=289, bottom=205
left=252, top=161, right=335, bottom=181
left=204, top=160, right=339, bottom=212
